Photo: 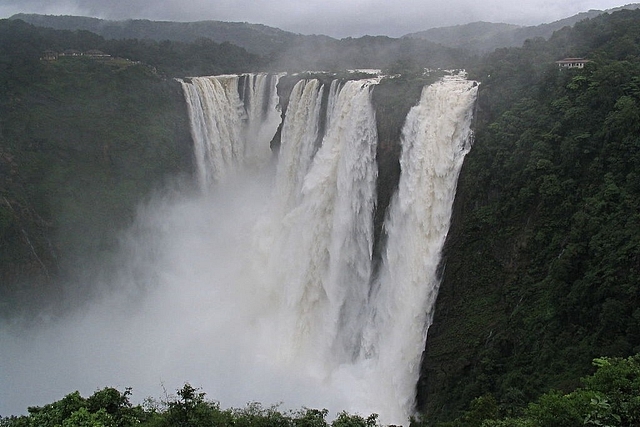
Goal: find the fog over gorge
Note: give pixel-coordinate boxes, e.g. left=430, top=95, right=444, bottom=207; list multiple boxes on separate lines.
left=0, top=71, right=478, bottom=425
left=1, top=170, right=343, bottom=415
left=1, top=163, right=326, bottom=395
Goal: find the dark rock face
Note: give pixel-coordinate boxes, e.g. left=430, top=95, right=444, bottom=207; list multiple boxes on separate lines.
left=0, top=62, right=194, bottom=319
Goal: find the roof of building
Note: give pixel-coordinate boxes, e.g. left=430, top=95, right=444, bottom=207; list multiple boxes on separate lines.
left=556, top=57, right=590, bottom=63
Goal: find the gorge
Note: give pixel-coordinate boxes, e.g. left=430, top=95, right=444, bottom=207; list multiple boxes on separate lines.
left=0, top=71, right=478, bottom=425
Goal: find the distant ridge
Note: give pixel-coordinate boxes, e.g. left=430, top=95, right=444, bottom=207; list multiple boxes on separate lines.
left=404, top=21, right=521, bottom=53
left=404, top=3, right=640, bottom=52
left=10, top=4, right=640, bottom=57
left=8, top=13, right=334, bottom=56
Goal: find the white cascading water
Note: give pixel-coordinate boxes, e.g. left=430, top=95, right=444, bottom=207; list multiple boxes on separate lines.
left=179, top=74, right=281, bottom=187
left=177, top=72, right=477, bottom=424
left=0, top=72, right=476, bottom=424
left=273, top=78, right=324, bottom=212
left=266, top=78, right=378, bottom=369
left=359, top=74, right=479, bottom=420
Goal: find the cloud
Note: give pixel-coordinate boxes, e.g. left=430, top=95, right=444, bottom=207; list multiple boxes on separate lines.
left=0, top=0, right=631, bottom=37
left=0, top=1, right=632, bottom=41
left=0, top=0, right=87, bottom=18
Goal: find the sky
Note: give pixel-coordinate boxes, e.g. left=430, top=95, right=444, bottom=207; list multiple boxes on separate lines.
left=0, top=0, right=634, bottom=38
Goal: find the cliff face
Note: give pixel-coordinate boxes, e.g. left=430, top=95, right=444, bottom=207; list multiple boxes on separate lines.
left=0, top=56, right=193, bottom=318
left=417, top=10, right=640, bottom=423
left=416, top=125, right=523, bottom=421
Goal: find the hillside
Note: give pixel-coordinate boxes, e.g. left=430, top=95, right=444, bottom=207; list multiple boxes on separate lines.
left=405, top=4, right=640, bottom=53
left=6, top=15, right=475, bottom=74
left=1, top=17, right=265, bottom=78
left=404, top=21, right=521, bottom=53
left=0, top=19, right=197, bottom=317
left=417, top=8, right=640, bottom=425
left=9, top=13, right=333, bottom=56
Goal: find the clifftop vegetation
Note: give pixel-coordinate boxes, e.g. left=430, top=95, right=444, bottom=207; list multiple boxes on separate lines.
left=3, top=354, right=640, bottom=426
left=0, top=383, right=381, bottom=427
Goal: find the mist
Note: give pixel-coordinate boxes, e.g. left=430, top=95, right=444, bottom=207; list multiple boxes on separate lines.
left=0, top=166, right=348, bottom=417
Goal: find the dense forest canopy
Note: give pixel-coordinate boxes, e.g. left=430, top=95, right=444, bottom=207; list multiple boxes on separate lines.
left=418, top=8, right=640, bottom=425
left=1, top=7, right=640, bottom=426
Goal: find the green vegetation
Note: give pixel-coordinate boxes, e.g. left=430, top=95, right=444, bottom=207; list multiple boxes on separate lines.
left=0, top=19, right=196, bottom=316
left=421, top=355, right=640, bottom=426
left=103, top=37, right=265, bottom=77
left=0, top=383, right=379, bottom=427
left=2, top=355, right=639, bottom=426
left=418, top=8, right=640, bottom=424
left=0, top=18, right=264, bottom=77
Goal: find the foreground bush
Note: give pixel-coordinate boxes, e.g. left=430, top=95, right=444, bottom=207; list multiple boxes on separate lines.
left=430, top=354, right=640, bottom=427
left=0, top=383, right=380, bottom=427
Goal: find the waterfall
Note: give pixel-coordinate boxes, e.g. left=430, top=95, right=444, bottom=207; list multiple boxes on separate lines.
left=361, top=74, right=478, bottom=419
left=273, top=78, right=324, bottom=212
left=179, top=74, right=281, bottom=188
left=175, top=72, right=477, bottom=424
left=268, top=78, right=378, bottom=368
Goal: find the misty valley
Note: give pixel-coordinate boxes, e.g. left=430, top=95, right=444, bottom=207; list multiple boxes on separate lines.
left=1, top=66, right=477, bottom=425
left=2, top=6, right=640, bottom=427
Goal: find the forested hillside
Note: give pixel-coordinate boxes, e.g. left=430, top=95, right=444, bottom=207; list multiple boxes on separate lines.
left=0, top=19, right=221, bottom=316
left=8, top=15, right=474, bottom=74
left=417, top=8, right=640, bottom=425
left=10, top=13, right=321, bottom=57
left=404, top=4, right=640, bottom=53
left=1, top=19, right=265, bottom=77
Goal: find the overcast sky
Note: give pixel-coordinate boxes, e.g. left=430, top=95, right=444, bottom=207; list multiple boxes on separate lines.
left=0, top=0, right=634, bottom=37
